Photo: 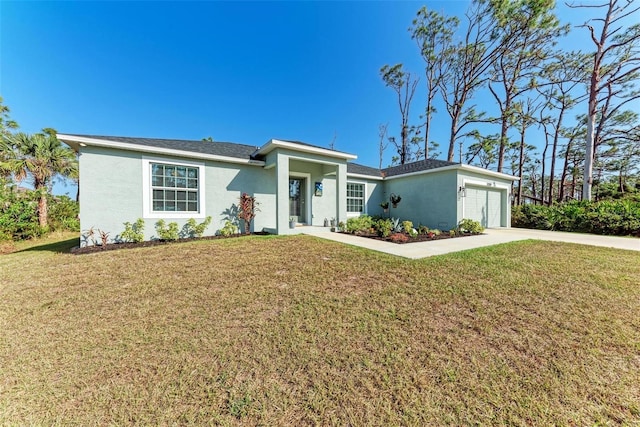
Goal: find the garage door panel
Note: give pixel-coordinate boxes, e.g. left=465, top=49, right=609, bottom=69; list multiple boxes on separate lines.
left=464, top=186, right=502, bottom=228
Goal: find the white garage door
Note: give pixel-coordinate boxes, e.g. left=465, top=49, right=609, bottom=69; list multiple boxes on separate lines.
left=464, top=186, right=503, bottom=228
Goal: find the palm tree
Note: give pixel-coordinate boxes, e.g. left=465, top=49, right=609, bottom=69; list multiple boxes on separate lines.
left=2, top=131, right=78, bottom=228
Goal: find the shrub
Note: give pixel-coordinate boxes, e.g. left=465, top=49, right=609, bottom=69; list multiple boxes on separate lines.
left=346, top=215, right=373, bottom=234
left=511, top=200, right=640, bottom=236
left=374, top=218, right=393, bottom=238
left=389, top=232, right=409, bottom=243
left=48, top=195, right=79, bottom=232
left=391, top=217, right=403, bottom=233
left=0, top=183, right=45, bottom=240
left=219, top=220, right=239, bottom=237
left=408, top=228, right=418, bottom=238
left=418, top=225, right=430, bottom=235
left=184, top=216, right=212, bottom=238
left=155, top=219, right=179, bottom=241
left=402, top=220, right=413, bottom=234
left=238, top=193, right=259, bottom=234
left=120, top=218, right=145, bottom=243
left=458, top=219, right=484, bottom=234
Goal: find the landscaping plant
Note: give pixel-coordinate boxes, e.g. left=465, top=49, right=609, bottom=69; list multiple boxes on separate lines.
left=345, top=215, right=374, bottom=234
left=511, top=199, right=640, bottom=236
left=389, top=232, right=409, bottom=243
left=219, top=220, right=239, bottom=237
left=155, top=219, right=179, bottom=241
left=238, top=193, right=259, bottom=234
left=458, top=218, right=484, bottom=234
left=374, top=218, right=393, bottom=237
left=120, top=218, right=145, bottom=243
left=185, top=216, right=212, bottom=238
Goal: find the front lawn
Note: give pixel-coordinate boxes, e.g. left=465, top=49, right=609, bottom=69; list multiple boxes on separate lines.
left=1, top=234, right=639, bottom=425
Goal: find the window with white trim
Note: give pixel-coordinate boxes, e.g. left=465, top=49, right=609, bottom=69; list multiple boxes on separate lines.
left=346, top=182, right=365, bottom=213
left=151, top=162, right=199, bottom=212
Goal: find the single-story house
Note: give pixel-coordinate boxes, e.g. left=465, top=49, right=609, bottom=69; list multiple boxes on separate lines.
left=58, top=134, right=518, bottom=246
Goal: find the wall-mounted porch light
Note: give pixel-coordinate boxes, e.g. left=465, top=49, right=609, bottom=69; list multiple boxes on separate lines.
left=458, top=186, right=466, bottom=197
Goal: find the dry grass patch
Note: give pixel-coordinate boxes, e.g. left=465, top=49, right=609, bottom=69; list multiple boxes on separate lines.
left=1, top=234, right=639, bottom=425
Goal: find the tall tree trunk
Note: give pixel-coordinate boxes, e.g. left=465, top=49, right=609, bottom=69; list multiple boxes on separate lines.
left=541, top=142, right=548, bottom=206
left=37, top=191, right=48, bottom=228
left=558, top=138, right=573, bottom=203
left=517, top=118, right=526, bottom=206
left=424, top=98, right=431, bottom=159
left=497, top=97, right=511, bottom=173
left=548, top=108, right=564, bottom=205
left=583, top=95, right=597, bottom=200
left=448, top=113, right=459, bottom=162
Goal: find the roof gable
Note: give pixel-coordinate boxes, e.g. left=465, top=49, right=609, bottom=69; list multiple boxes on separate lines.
left=59, top=134, right=261, bottom=160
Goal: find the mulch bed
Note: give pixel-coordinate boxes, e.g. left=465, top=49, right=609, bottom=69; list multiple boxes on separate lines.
left=339, top=231, right=480, bottom=244
left=71, top=232, right=270, bottom=255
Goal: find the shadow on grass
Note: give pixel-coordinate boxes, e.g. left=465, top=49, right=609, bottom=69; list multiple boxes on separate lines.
left=18, top=237, right=79, bottom=254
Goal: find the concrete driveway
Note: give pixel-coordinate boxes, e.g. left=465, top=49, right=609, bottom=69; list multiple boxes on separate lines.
left=302, top=227, right=640, bottom=259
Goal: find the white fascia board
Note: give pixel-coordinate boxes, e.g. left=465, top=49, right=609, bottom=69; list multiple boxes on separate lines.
left=57, top=134, right=265, bottom=167
left=384, top=164, right=520, bottom=181
left=347, top=172, right=384, bottom=181
left=254, top=138, right=357, bottom=160
left=458, top=164, right=520, bottom=181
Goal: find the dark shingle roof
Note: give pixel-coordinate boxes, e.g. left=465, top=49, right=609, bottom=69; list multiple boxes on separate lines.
left=64, top=134, right=262, bottom=160
left=347, top=163, right=383, bottom=177
left=348, top=159, right=460, bottom=178
left=382, top=159, right=459, bottom=177
left=64, top=134, right=462, bottom=177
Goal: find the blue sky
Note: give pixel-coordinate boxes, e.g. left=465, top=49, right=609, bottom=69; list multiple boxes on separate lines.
left=0, top=1, right=627, bottom=197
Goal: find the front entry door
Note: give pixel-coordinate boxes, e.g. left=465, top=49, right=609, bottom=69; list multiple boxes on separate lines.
left=289, top=178, right=306, bottom=224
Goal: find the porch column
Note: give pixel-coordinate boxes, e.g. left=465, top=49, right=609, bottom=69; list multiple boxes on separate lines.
left=335, top=162, right=347, bottom=225
left=275, top=152, right=290, bottom=234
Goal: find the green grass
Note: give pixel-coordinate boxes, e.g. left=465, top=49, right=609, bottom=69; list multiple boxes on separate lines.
left=1, top=234, right=639, bottom=425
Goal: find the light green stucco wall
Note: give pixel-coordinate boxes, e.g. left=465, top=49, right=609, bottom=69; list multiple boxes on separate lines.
left=79, top=146, right=277, bottom=245
left=383, top=170, right=458, bottom=230
left=79, top=145, right=513, bottom=245
left=270, top=148, right=349, bottom=234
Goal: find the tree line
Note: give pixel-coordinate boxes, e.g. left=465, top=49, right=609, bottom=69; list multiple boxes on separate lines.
left=0, top=96, right=78, bottom=238
left=379, top=0, right=640, bottom=203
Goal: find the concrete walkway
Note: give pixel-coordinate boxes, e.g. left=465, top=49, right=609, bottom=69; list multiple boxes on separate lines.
left=298, top=226, right=639, bottom=259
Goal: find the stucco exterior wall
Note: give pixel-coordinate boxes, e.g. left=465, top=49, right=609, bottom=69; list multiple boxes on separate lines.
left=383, top=170, right=458, bottom=230
left=79, top=146, right=276, bottom=245
left=345, top=176, right=384, bottom=217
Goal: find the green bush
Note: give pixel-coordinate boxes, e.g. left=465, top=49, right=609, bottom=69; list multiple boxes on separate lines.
left=512, top=200, right=640, bottom=236
left=185, top=216, right=212, bottom=238
left=0, top=183, right=46, bottom=240
left=402, top=220, right=414, bottom=234
left=458, top=219, right=484, bottom=234
left=120, top=218, right=145, bottom=243
left=345, top=215, right=373, bottom=234
left=219, top=220, right=239, bottom=237
left=374, top=218, right=393, bottom=237
left=155, top=219, right=179, bottom=241
left=48, top=195, right=79, bottom=232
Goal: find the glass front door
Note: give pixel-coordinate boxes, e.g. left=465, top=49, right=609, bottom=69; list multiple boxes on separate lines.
left=289, top=178, right=306, bottom=223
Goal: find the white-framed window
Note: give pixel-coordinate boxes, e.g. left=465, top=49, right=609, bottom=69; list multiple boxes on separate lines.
left=142, top=157, right=206, bottom=219
left=151, top=163, right=199, bottom=212
left=347, top=182, right=366, bottom=214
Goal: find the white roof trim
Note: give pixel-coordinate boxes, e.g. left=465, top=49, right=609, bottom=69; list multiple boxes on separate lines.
left=254, top=138, right=357, bottom=160
left=347, top=172, right=384, bottom=181
left=57, top=134, right=265, bottom=166
left=384, top=163, right=519, bottom=181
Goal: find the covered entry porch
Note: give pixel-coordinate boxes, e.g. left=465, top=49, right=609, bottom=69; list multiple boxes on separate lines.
left=255, top=139, right=356, bottom=235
